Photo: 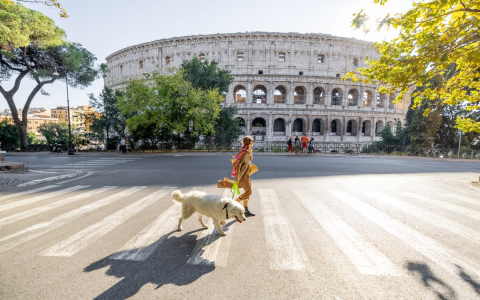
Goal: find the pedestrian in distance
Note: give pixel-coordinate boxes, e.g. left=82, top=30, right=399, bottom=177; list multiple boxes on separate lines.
left=294, top=136, right=300, bottom=154
left=302, top=139, right=307, bottom=155
left=308, top=138, right=315, bottom=153
left=287, top=137, right=294, bottom=154
left=120, top=137, right=126, bottom=154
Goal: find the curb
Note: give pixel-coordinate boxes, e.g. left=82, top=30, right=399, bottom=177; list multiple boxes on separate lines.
left=16, top=171, right=84, bottom=187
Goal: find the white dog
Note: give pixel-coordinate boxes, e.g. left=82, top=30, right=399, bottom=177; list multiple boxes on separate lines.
left=172, top=190, right=246, bottom=236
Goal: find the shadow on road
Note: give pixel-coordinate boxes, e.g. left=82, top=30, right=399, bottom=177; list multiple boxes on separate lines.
left=456, top=265, right=480, bottom=296
left=407, top=262, right=456, bottom=300
left=84, top=228, right=215, bottom=300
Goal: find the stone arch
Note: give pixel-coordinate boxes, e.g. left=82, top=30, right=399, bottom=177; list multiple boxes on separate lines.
left=234, top=85, right=246, bottom=103
left=312, top=118, right=324, bottom=135
left=331, top=88, right=343, bottom=105
left=294, top=86, right=306, bottom=104
left=376, top=93, right=387, bottom=108
left=387, top=120, right=395, bottom=134
left=346, top=119, right=358, bottom=136
left=273, top=118, right=286, bottom=135
left=362, top=120, right=372, bottom=136
left=252, top=117, right=266, bottom=136
left=293, top=118, right=304, bottom=134
left=389, top=93, right=396, bottom=109
left=375, top=120, right=384, bottom=135
left=313, top=87, right=325, bottom=104
left=363, top=90, right=373, bottom=107
left=253, top=85, right=267, bottom=104
left=348, top=89, right=359, bottom=106
left=353, top=57, right=359, bottom=66
left=330, top=119, right=342, bottom=136
left=237, top=117, right=246, bottom=134
left=274, top=85, right=287, bottom=103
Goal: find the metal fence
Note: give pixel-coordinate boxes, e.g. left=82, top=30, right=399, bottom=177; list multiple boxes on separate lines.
left=362, top=144, right=480, bottom=159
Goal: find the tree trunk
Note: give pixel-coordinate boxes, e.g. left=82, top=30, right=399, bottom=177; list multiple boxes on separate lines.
left=17, top=123, right=28, bottom=151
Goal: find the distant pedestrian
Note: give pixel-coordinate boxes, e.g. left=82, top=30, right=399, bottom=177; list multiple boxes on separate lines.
left=120, top=137, right=126, bottom=154
left=287, top=137, right=294, bottom=154
left=301, top=134, right=309, bottom=147
left=302, top=139, right=307, bottom=155
left=308, top=138, right=315, bottom=153
left=294, top=136, right=300, bottom=154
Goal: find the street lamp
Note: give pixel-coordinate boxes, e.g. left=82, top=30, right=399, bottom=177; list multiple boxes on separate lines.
left=53, top=66, right=75, bottom=155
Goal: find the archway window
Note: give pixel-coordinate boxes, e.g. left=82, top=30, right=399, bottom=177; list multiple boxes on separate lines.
left=294, top=87, right=306, bottom=104
left=253, top=85, right=267, bottom=104
left=362, top=120, right=372, bottom=136
left=199, top=53, right=205, bottom=61
left=234, top=86, right=247, bottom=103
left=317, top=54, right=325, bottom=63
left=348, top=89, right=359, bottom=106
left=252, top=118, right=266, bottom=136
left=165, top=56, right=171, bottom=65
left=375, top=121, right=384, bottom=135
left=330, top=120, right=337, bottom=135
left=363, top=91, right=373, bottom=107
left=332, top=89, right=341, bottom=105
left=273, top=119, right=285, bottom=135
left=314, top=87, right=324, bottom=105
left=377, top=93, right=386, bottom=108
left=237, top=117, right=246, bottom=134
left=120, top=65, right=123, bottom=73
left=347, top=121, right=352, bottom=133
left=237, top=52, right=244, bottom=61
left=274, top=86, right=286, bottom=103
left=353, top=58, right=358, bottom=66
left=312, top=119, right=322, bottom=135
left=279, top=52, right=285, bottom=61
left=139, top=60, right=144, bottom=68
left=389, top=93, right=396, bottom=109
left=293, top=118, right=304, bottom=134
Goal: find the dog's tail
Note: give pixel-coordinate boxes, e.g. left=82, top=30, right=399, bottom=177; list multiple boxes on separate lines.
left=172, top=190, right=184, bottom=205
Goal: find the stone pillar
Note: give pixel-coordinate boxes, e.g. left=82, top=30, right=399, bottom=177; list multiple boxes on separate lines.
left=287, top=81, right=294, bottom=105
left=268, top=81, right=274, bottom=105
left=247, top=81, right=253, bottom=104
left=341, top=115, right=346, bottom=140
left=306, top=82, right=313, bottom=105
left=324, top=114, right=330, bottom=141
left=357, top=116, right=363, bottom=141
left=307, top=115, right=312, bottom=136
left=372, top=116, right=377, bottom=141
left=359, top=86, right=365, bottom=108
left=372, top=88, right=377, bottom=109
left=246, top=112, right=251, bottom=135
left=343, top=85, right=349, bottom=107
left=325, top=83, right=332, bottom=106
left=226, top=82, right=235, bottom=104
left=268, top=113, right=273, bottom=140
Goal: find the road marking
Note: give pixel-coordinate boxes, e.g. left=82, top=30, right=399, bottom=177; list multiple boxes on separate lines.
left=369, top=192, right=480, bottom=245
left=293, top=190, right=402, bottom=276
left=56, top=171, right=94, bottom=184
left=29, top=170, right=60, bottom=173
left=259, top=189, right=310, bottom=271
left=404, top=193, right=480, bottom=220
left=0, top=186, right=116, bottom=227
left=186, top=188, right=237, bottom=266
left=330, top=191, right=480, bottom=279
left=445, top=194, right=480, bottom=207
left=109, top=204, right=181, bottom=261
left=41, top=187, right=175, bottom=257
left=0, top=185, right=59, bottom=202
left=0, top=186, right=89, bottom=212
left=0, top=187, right=146, bottom=254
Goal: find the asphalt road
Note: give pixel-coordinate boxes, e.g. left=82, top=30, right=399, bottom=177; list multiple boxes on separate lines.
left=0, top=153, right=479, bottom=300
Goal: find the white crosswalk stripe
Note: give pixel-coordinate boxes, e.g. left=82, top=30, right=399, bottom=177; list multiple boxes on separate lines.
left=50, top=158, right=143, bottom=169
left=293, top=190, right=402, bottom=276
left=444, top=193, right=480, bottom=207
left=0, top=185, right=89, bottom=212
left=0, top=185, right=59, bottom=202
left=330, top=190, right=480, bottom=279
left=0, top=186, right=116, bottom=226
left=41, top=187, right=175, bottom=257
left=368, top=191, right=480, bottom=245
left=0, top=186, right=146, bottom=254
left=259, top=188, right=310, bottom=271
left=404, top=192, right=480, bottom=220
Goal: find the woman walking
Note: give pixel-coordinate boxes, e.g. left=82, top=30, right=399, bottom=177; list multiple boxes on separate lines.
left=287, top=137, right=294, bottom=154
left=302, top=139, right=308, bottom=155
left=217, top=136, right=256, bottom=217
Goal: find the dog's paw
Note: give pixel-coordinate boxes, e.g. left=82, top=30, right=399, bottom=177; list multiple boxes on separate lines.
left=202, top=225, right=209, bottom=229
left=220, top=232, right=227, bottom=237
left=220, top=221, right=226, bottom=225
left=178, top=227, right=183, bottom=231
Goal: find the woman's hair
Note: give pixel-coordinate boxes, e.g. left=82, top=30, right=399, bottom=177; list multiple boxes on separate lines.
left=242, top=135, right=254, bottom=147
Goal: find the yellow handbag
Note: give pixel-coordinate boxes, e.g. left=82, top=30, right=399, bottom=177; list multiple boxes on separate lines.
left=231, top=159, right=259, bottom=176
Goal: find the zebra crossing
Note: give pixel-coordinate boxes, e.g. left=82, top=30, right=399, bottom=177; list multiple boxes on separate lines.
left=0, top=183, right=479, bottom=283
left=50, top=157, right=143, bottom=169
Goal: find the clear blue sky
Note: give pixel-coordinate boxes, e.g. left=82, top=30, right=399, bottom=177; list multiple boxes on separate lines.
left=0, top=0, right=412, bottom=111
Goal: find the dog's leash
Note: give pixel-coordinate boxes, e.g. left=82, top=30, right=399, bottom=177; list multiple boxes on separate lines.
left=231, top=181, right=241, bottom=199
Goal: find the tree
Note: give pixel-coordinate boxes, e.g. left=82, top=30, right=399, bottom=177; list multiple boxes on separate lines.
left=118, top=71, right=222, bottom=149
left=180, top=57, right=233, bottom=94
left=204, top=105, right=242, bottom=149
left=0, top=119, right=18, bottom=148
left=0, top=5, right=98, bottom=151
left=347, top=0, right=480, bottom=133
left=39, top=121, right=76, bottom=144
left=1, top=1, right=67, bottom=18
left=0, top=2, right=66, bottom=52
left=87, top=87, right=126, bottom=150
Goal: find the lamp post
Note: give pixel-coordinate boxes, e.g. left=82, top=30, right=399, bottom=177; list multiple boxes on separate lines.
left=53, top=66, right=75, bottom=155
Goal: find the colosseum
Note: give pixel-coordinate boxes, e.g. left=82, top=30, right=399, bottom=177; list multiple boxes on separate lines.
left=105, top=32, right=409, bottom=144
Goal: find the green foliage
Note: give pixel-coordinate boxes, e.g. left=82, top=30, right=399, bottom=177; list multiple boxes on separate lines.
left=204, top=105, right=242, bottom=149
left=39, top=122, right=75, bottom=144
left=348, top=0, right=480, bottom=132
left=180, top=57, right=233, bottom=93
left=0, top=119, right=18, bottom=146
left=27, top=131, right=39, bottom=144
left=0, top=1, right=66, bottom=53
left=118, top=71, right=222, bottom=148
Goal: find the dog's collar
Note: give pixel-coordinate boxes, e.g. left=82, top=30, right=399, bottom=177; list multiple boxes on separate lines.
left=223, top=201, right=230, bottom=219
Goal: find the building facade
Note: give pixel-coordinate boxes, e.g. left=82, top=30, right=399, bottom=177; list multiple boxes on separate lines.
left=105, top=32, right=409, bottom=143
